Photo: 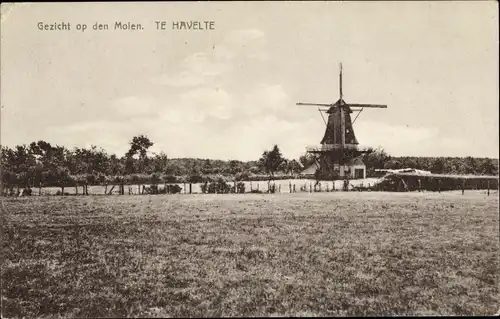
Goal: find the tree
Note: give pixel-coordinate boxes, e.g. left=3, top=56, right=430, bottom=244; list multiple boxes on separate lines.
left=228, top=160, right=242, bottom=175
left=399, top=156, right=417, bottom=170
left=362, top=147, right=391, bottom=170
left=299, top=153, right=316, bottom=169
left=384, top=160, right=402, bottom=170
left=464, top=156, right=478, bottom=175
left=126, top=135, right=154, bottom=159
left=479, top=158, right=497, bottom=176
left=55, top=166, right=72, bottom=195
left=431, top=158, right=445, bottom=174
left=125, top=135, right=154, bottom=192
left=287, top=159, right=303, bottom=175
left=151, top=152, right=168, bottom=174
left=108, top=154, right=123, bottom=176
left=190, top=161, right=201, bottom=176
left=28, top=141, right=55, bottom=193
left=8, top=145, right=37, bottom=192
left=202, top=159, right=213, bottom=175
left=259, top=145, right=286, bottom=188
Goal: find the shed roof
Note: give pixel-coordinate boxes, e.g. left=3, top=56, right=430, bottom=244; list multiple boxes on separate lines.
left=347, top=157, right=365, bottom=166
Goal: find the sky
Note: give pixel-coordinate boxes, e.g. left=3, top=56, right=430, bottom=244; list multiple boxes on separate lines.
left=1, top=2, right=498, bottom=161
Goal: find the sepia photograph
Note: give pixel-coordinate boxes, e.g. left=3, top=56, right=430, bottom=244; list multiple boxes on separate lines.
left=1, top=1, right=499, bottom=317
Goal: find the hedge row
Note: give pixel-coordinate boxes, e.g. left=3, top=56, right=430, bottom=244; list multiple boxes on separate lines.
left=372, top=173, right=499, bottom=192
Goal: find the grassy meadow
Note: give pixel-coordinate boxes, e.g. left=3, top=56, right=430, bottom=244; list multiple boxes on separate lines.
left=1, top=191, right=499, bottom=317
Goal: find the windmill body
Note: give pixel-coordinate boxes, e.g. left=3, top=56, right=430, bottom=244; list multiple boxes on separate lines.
left=297, top=64, right=387, bottom=180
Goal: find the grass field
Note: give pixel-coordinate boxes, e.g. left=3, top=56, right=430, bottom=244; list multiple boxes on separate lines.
left=2, top=191, right=499, bottom=317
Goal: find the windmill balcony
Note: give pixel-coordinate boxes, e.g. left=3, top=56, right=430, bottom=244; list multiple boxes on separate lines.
left=306, top=144, right=371, bottom=152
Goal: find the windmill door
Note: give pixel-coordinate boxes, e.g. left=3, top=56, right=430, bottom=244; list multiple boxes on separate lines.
left=354, top=168, right=364, bottom=179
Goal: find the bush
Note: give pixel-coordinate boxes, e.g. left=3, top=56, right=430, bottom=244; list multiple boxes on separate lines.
left=236, top=181, right=246, bottom=193
left=165, top=184, right=182, bottom=194
left=150, top=173, right=162, bottom=185
left=243, top=174, right=299, bottom=182
left=200, top=177, right=232, bottom=194
left=235, top=172, right=250, bottom=181
left=372, top=174, right=499, bottom=192
left=143, top=185, right=159, bottom=194
left=85, top=173, right=98, bottom=185
left=203, top=174, right=230, bottom=183
left=188, top=175, right=204, bottom=183
left=163, top=175, right=179, bottom=183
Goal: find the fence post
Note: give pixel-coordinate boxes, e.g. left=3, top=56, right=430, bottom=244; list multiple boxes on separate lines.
left=462, top=179, right=465, bottom=195
left=189, top=183, right=192, bottom=194
left=438, top=179, right=441, bottom=193
left=309, top=183, right=312, bottom=193
left=293, top=184, right=296, bottom=193
left=487, top=180, right=490, bottom=196
left=279, top=184, right=281, bottom=193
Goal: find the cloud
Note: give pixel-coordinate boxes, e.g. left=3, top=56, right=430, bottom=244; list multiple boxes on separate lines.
left=150, top=28, right=268, bottom=89
left=202, top=90, right=233, bottom=120
left=45, top=119, right=133, bottom=156
left=160, top=107, right=183, bottom=125
left=179, top=87, right=233, bottom=121
left=151, top=87, right=234, bottom=125
left=110, top=96, right=158, bottom=117
left=224, top=29, right=266, bottom=46
left=181, top=52, right=230, bottom=76
left=45, top=81, right=298, bottom=160
left=223, top=29, right=268, bottom=61
left=150, top=51, right=229, bottom=89
left=354, top=121, right=474, bottom=157
left=153, top=71, right=205, bottom=88
left=238, top=84, right=290, bottom=118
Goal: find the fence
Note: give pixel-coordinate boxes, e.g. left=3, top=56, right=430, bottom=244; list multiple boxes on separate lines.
left=4, top=178, right=382, bottom=196
left=4, top=175, right=498, bottom=197
left=373, top=173, right=499, bottom=194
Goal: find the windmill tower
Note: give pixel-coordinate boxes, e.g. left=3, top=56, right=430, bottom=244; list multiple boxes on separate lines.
left=297, top=63, right=387, bottom=180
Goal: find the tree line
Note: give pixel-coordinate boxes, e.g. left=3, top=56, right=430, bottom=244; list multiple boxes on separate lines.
left=0, top=135, right=301, bottom=195
left=1, top=135, right=498, bottom=195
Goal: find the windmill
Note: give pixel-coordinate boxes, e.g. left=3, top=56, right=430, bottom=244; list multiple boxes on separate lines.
left=297, top=63, right=387, bottom=180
